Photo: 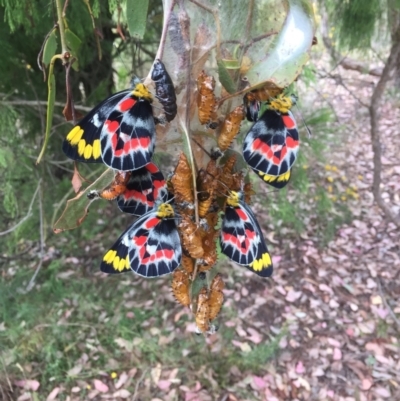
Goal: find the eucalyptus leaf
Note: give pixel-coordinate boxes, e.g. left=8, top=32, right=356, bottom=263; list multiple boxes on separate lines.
left=126, top=0, right=149, bottom=40
left=42, top=29, right=58, bottom=67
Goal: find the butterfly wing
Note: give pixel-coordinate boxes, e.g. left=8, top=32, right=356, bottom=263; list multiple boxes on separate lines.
left=220, top=201, right=273, bottom=277
left=100, top=99, right=155, bottom=171
left=117, top=162, right=168, bottom=215
left=63, top=90, right=130, bottom=163
left=101, top=207, right=181, bottom=277
left=243, top=109, right=299, bottom=187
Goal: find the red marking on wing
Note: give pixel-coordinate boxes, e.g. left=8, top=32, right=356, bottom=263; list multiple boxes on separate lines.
left=236, top=208, right=249, bottom=221
left=119, top=98, right=136, bottom=112
left=245, top=228, right=256, bottom=240
left=134, top=236, right=147, bottom=247
left=105, top=120, right=120, bottom=133
left=282, top=114, right=296, bottom=129
left=222, top=232, right=251, bottom=254
left=109, top=130, right=151, bottom=156
left=252, top=138, right=287, bottom=165
left=123, top=190, right=152, bottom=206
left=146, top=163, right=159, bottom=173
left=152, top=180, right=165, bottom=200
left=140, top=249, right=175, bottom=264
left=286, top=136, right=299, bottom=149
left=144, top=217, right=160, bottom=229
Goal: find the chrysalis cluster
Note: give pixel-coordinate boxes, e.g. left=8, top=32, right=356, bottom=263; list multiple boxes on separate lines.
left=62, top=61, right=300, bottom=334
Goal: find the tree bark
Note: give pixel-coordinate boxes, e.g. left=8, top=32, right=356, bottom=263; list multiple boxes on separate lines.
left=369, top=25, right=400, bottom=227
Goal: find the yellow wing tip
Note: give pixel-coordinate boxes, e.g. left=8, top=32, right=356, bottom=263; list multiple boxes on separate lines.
left=250, top=252, right=272, bottom=272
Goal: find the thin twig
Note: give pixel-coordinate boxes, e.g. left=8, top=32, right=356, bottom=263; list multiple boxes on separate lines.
left=319, top=68, right=369, bottom=108
left=0, top=99, right=92, bottom=112
left=26, top=181, right=45, bottom=291
left=377, top=278, right=400, bottom=330
left=0, top=355, right=13, bottom=396
left=0, top=180, right=41, bottom=237
left=132, top=369, right=148, bottom=401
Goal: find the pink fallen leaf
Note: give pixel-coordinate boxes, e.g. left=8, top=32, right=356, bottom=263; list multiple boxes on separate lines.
left=361, top=378, right=373, bottom=391
left=374, top=387, right=391, bottom=398
left=46, top=387, right=60, bottom=401
left=333, top=348, right=342, bottom=361
left=93, top=379, right=109, bottom=393
left=295, top=361, right=306, bottom=374
left=115, top=372, right=128, bottom=389
left=14, top=380, right=40, bottom=391
left=252, top=375, right=267, bottom=390
left=319, top=284, right=334, bottom=294
left=285, top=289, right=302, bottom=303
left=185, top=392, right=200, bottom=401
left=327, top=338, right=341, bottom=348
left=365, top=342, right=384, bottom=356
left=113, top=389, right=131, bottom=398
left=246, top=327, right=263, bottom=344
left=157, top=380, right=171, bottom=391
left=272, top=255, right=282, bottom=264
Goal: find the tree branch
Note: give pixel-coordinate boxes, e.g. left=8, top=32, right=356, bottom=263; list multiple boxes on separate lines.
left=369, top=27, right=400, bottom=227
left=0, top=180, right=41, bottom=237
left=0, top=99, right=92, bottom=112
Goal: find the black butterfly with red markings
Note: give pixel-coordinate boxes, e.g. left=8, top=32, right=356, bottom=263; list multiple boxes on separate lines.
left=220, top=191, right=273, bottom=277
left=63, top=78, right=155, bottom=171
left=101, top=203, right=181, bottom=277
left=117, top=162, right=169, bottom=216
left=242, top=94, right=299, bottom=188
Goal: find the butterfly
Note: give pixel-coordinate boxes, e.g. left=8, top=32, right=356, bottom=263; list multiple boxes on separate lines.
left=242, top=94, right=299, bottom=188
left=117, top=162, right=169, bottom=216
left=151, top=59, right=177, bottom=122
left=101, top=202, right=181, bottom=277
left=63, top=78, right=155, bottom=171
left=220, top=190, right=273, bottom=277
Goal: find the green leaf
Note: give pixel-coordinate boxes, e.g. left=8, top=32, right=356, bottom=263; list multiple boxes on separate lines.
left=3, top=183, right=18, bottom=218
left=217, top=59, right=237, bottom=94
left=65, top=28, right=82, bottom=54
left=42, top=29, right=58, bottom=67
left=126, top=0, right=149, bottom=40
left=65, top=28, right=82, bottom=70
left=0, top=147, right=9, bottom=168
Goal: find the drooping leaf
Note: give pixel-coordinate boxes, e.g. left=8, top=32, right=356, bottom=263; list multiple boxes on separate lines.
left=53, top=168, right=114, bottom=233
left=65, top=28, right=82, bottom=70
left=42, top=28, right=58, bottom=67
left=126, top=0, right=149, bottom=40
